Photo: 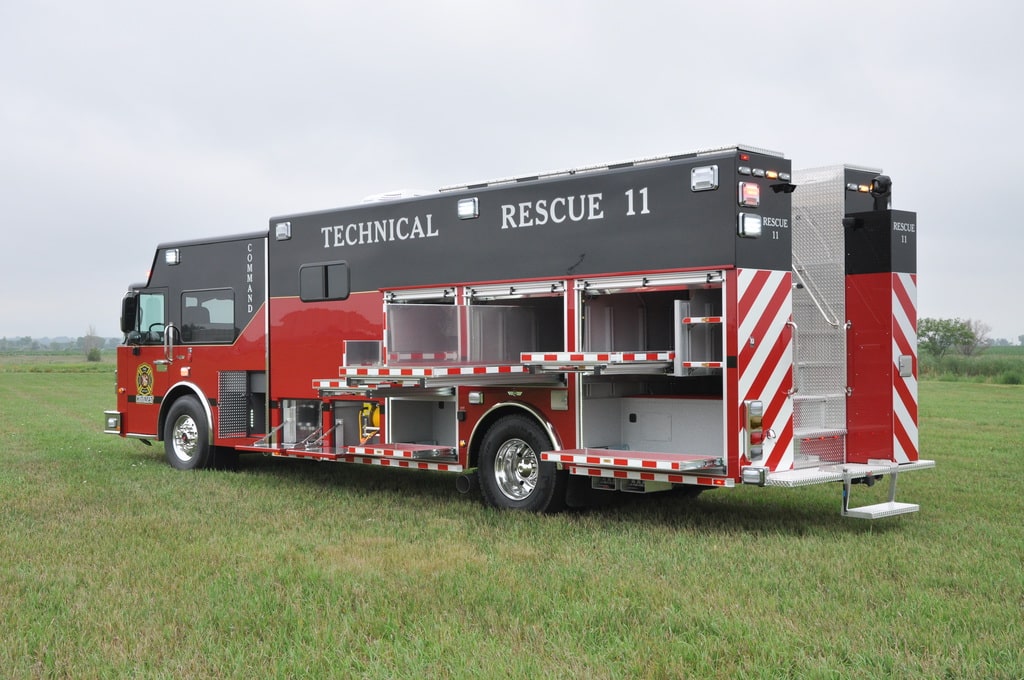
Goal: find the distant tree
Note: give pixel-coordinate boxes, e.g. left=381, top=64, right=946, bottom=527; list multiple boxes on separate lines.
left=1019, top=334, right=1024, bottom=347
left=918, top=318, right=973, bottom=358
left=993, top=338, right=1010, bottom=347
left=959, top=319, right=991, bottom=357
left=84, top=325, right=103, bottom=362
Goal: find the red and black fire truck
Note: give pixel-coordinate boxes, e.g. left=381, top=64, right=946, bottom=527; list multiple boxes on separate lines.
left=104, top=145, right=933, bottom=518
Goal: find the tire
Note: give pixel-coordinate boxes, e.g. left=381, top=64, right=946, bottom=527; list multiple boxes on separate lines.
left=163, top=396, right=213, bottom=470
left=478, top=415, right=567, bottom=513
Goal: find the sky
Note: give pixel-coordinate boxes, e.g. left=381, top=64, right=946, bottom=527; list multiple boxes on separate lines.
left=1, top=0, right=1021, bottom=342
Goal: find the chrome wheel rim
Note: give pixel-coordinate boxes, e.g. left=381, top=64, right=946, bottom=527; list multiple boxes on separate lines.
left=493, top=437, right=538, bottom=501
left=171, top=414, right=199, bottom=463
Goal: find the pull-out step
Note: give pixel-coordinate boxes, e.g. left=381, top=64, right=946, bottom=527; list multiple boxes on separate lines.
left=239, top=442, right=463, bottom=472
left=542, top=448, right=722, bottom=472
left=342, top=443, right=463, bottom=472
left=841, top=464, right=921, bottom=519
left=751, top=460, right=935, bottom=519
left=542, top=448, right=730, bottom=491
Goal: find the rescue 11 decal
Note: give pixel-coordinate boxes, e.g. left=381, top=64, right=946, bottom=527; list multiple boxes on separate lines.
left=136, top=363, right=155, bottom=404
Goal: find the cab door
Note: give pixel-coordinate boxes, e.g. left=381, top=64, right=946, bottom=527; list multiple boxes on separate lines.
left=117, top=288, right=171, bottom=438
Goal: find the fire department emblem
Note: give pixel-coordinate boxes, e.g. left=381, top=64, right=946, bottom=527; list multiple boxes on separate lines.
left=136, top=363, right=154, bottom=397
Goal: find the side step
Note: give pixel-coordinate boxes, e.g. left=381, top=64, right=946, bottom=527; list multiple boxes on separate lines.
left=239, top=441, right=462, bottom=472
left=541, top=449, right=731, bottom=489
left=842, top=464, right=919, bottom=519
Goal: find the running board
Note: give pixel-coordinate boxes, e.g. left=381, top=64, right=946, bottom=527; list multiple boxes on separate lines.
left=237, top=442, right=463, bottom=472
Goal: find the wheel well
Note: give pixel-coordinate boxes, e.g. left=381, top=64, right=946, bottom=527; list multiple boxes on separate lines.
left=158, top=383, right=212, bottom=444
left=468, top=403, right=559, bottom=469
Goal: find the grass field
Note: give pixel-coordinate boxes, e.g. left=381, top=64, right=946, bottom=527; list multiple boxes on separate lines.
left=1, top=364, right=1022, bottom=678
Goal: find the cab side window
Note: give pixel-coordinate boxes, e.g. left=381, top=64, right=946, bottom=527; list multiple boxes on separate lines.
left=181, top=289, right=235, bottom=344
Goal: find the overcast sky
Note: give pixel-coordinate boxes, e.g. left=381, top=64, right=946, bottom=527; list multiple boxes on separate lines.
left=2, top=1, right=1020, bottom=341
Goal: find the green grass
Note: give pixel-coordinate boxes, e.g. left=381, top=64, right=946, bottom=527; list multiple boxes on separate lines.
left=920, top=345, right=1024, bottom=384
left=1, top=366, right=1022, bottom=678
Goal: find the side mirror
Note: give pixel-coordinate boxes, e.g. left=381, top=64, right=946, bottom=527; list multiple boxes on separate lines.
left=120, top=293, right=138, bottom=334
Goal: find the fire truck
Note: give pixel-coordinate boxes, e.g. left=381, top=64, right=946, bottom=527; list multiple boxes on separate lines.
left=104, top=145, right=934, bottom=518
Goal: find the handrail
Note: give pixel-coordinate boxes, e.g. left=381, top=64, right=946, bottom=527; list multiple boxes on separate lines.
left=791, top=263, right=842, bottom=328
left=786, top=320, right=799, bottom=396
left=155, top=323, right=176, bottom=365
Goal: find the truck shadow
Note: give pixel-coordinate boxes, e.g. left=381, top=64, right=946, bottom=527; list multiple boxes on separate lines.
left=223, top=452, right=893, bottom=535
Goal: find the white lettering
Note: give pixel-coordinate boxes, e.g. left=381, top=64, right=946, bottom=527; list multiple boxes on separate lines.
left=762, top=217, right=789, bottom=228
left=893, top=222, right=916, bottom=233
left=500, top=193, right=603, bottom=229
left=501, top=204, right=516, bottom=229
left=550, top=197, right=566, bottom=223
left=567, top=195, right=585, bottom=222
left=518, top=202, right=534, bottom=227
left=317, top=212, right=438, bottom=247
left=410, top=216, right=426, bottom=239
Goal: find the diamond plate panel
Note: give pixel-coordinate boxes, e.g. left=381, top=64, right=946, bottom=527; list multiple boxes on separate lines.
left=218, top=371, right=248, bottom=438
left=791, top=167, right=849, bottom=462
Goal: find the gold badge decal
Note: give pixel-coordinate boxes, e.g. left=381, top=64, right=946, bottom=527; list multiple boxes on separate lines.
left=136, top=363, right=154, bottom=397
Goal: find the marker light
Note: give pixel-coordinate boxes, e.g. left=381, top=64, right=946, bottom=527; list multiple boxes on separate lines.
left=738, top=213, right=762, bottom=238
left=165, top=249, right=180, bottom=265
left=691, top=165, right=719, bottom=192
left=745, top=400, right=765, bottom=461
left=765, top=170, right=779, bottom=180
left=457, top=197, right=479, bottom=220
left=275, top=221, right=292, bottom=240
left=739, top=182, right=760, bottom=207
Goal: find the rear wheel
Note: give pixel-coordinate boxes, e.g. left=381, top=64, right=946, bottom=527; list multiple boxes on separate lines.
left=164, top=396, right=212, bottom=470
left=479, top=415, right=566, bottom=512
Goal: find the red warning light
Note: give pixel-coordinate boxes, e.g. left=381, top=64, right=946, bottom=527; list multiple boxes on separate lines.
left=739, top=182, right=760, bottom=207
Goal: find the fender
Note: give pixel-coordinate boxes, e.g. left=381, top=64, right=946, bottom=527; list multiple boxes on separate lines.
left=158, top=381, right=214, bottom=444
left=467, top=400, right=563, bottom=467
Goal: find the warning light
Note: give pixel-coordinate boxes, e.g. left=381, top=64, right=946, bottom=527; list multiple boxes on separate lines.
left=765, top=170, right=779, bottom=180
left=745, top=400, right=765, bottom=461
left=738, top=182, right=760, bottom=207
left=738, top=213, right=762, bottom=238
left=739, top=152, right=750, bottom=162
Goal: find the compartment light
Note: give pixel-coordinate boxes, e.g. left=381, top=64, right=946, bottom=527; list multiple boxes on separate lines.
left=457, top=197, right=479, bottom=220
left=165, top=249, right=180, bottom=265
left=275, top=221, right=292, bottom=240
left=691, top=165, right=719, bottom=192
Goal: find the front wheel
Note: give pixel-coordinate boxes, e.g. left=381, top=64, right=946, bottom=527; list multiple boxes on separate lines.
left=164, top=396, right=212, bottom=470
left=478, top=415, right=567, bottom=513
